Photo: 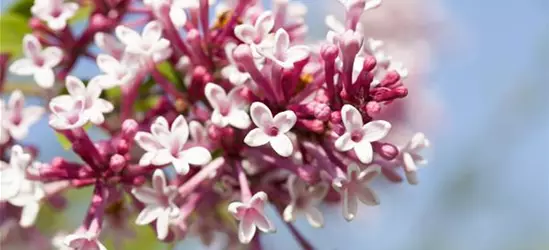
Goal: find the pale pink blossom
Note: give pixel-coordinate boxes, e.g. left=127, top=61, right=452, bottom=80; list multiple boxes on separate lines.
left=91, top=54, right=137, bottom=89
left=31, top=0, right=79, bottom=31
left=234, top=11, right=275, bottom=56
left=335, top=104, right=391, bottom=164
left=332, top=164, right=380, bottom=221
left=283, top=175, right=328, bottom=228
left=258, top=29, right=310, bottom=68
left=48, top=96, right=88, bottom=130
left=62, top=76, right=114, bottom=124
left=63, top=231, right=107, bottom=250
left=9, top=34, right=63, bottom=88
left=204, top=83, right=251, bottom=129
left=228, top=192, right=276, bottom=244
left=0, top=90, right=45, bottom=144
left=134, top=115, right=212, bottom=174
left=189, top=121, right=208, bottom=144
left=115, top=21, right=172, bottom=64
left=221, top=43, right=252, bottom=86
left=132, top=169, right=180, bottom=240
left=94, top=32, right=124, bottom=59
left=398, top=132, right=430, bottom=185
left=244, top=102, right=296, bottom=157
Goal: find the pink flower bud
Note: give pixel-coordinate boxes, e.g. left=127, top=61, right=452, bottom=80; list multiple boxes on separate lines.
left=372, top=142, right=399, bottom=160
left=109, top=154, right=126, bottom=172
left=121, top=119, right=139, bottom=139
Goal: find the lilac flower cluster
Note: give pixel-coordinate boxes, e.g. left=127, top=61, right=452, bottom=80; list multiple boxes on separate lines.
left=0, top=0, right=431, bottom=249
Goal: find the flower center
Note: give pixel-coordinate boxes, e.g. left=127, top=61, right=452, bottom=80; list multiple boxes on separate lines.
left=351, top=130, right=363, bottom=142
left=267, top=126, right=279, bottom=136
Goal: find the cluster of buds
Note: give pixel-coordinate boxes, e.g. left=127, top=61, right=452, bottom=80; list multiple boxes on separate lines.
left=0, top=0, right=432, bottom=249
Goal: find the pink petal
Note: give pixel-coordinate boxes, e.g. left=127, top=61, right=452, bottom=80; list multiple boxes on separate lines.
left=135, top=206, right=163, bottom=225
left=180, top=147, right=211, bottom=166
left=238, top=215, right=257, bottom=244
left=152, top=169, right=167, bottom=194
left=170, top=115, right=189, bottom=143
left=251, top=210, right=275, bottom=233
left=361, top=120, right=391, bottom=142
left=94, top=32, right=122, bottom=56
left=41, top=47, right=63, bottom=67
left=335, top=133, right=355, bottom=152
left=272, top=110, right=296, bottom=133
left=285, top=45, right=310, bottom=64
left=65, top=76, right=86, bottom=96
left=22, top=34, right=42, bottom=59
left=270, top=134, right=293, bottom=157
left=244, top=128, right=270, bottom=147
left=143, top=21, right=163, bottom=44
left=33, top=67, right=54, bottom=88
left=115, top=25, right=141, bottom=46
left=234, top=24, right=257, bottom=44
left=341, top=104, right=363, bottom=132
left=255, top=11, right=274, bottom=37
left=204, top=83, right=227, bottom=111
left=228, top=202, right=247, bottom=219
left=250, top=191, right=267, bottom=211
left=342, top=190, right=357, bottom=221
left=250, top=102, right=273, bottom=129
left=273, top=29, right=290, bottom=57
left=347, top=163, right=361, bottom=180
left=353, top=140, right=373, bottom=164
left=189, top=121, right=206, bottom=142
left=135, top=132, right=162, bottom=152
left=9, top=59, right=36, bottom=75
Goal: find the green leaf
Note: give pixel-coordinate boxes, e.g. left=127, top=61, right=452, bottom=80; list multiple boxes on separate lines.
left=135, top=96, right=160, bottom=112
left=69, top=3, right=93, bottom=24
left=156, top=62, right=183, bottom=88
left=54, top=123, right=92, bottom=150
left=6, top=0, right=34, bottom=18
left=0, top=14, right=32, bottom=57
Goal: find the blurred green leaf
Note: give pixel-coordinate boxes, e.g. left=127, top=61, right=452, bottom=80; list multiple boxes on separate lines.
left=70, top=3, right=93, bottom=24
left=156, top=62, right=183, bottom=87
left=135, top=96, right=160, bottom=112
left=0, top=13, right=32, bottom=57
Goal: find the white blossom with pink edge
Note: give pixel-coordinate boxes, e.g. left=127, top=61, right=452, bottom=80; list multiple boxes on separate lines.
left=134, top=115, right=212, bottom=174
left=333, top=164, right=380, bottom=221
left=335, top=104, right=391, bottom=164
left=30, top=0, right=79, bottom=31
left=91, top=53, right=138, bottom=89
left=115, top=21, right=172, bottom=64
left=189, top=120, right=208, bottom=144
left=131, top=169, right=180, bottom=240
left=48, top=96, right=88, bottom=130
left=398, top=132, right=430, bottom=185
left=63, top=231, right=107, bottom=250
left=258, top=29, right=310, bottom=69
left=60, top=76, right=114, bottom=124
left=0, top=90, right=45, bottom=144
left=244, top=102, right=297, bottom=157
left=94, top=32, right=124, bottom=59
left=221, top=43, right=253, bottom=86
left=234, top=11, right=276, bottom=57
left=204, top=83, right=251, bottom=129
left=283, top=175, right=329, bottom=228
left=9, top=34, right=63, bottom=89
left=228, top=191, right=276, bottom=244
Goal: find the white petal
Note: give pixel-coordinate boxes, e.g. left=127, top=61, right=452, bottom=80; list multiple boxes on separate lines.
left=341, top=104, right=363, bottom=132
left=9, top=59, right=36, bottom=75
left=253, top=212, right=276, bottom=233
left=169, top=7, right=188, bottom=27
left=94, top=99, right=114, bottom=113
left=136, top=206, right=163, bottom=225
left=285, top=45, right=310, bottom=64
left=151, top=149, right=173, bottom=166
left=115, top=25, right=142, bottom=46
left=155, top=211, right=170, bottom=240
left=211, top=109, right=229, bottom=128
left=361, top=120, right=391, bottom=142
left=189, top=121, right=206, bottom=142
left=132, top=187, right=158, bottom=204
left=33, top=67, right=55, bottom=88
left=170, top=115, right=189, bottom=143
left=228, top=202, right=246, bottom=219
left=139, top=152, right=156, bottom=166
left=255, top=11, right=274, bottom=37
left=282, top=204, right=296, bottom=222
left=19, top=202, right=40, bottom=227
left=305, top=206, right=324, bottom=228
left=354, top=140, right=373, bottom=164
left=135, top=132, right=162, bottom=152
left=0, top=166, right=23, bottom=200
left=87, top=110, right=105, bottom=125
left=228, top=110, right=251, bottom=129
left=180, top=147, right=211, bottom=166
left=244, top=128, right=270, bottom=147
left=172, top=158, right=190, bottom=175
left=273, top=29, right=290, bottom=56
left=238, top=216, right=257, bottom=244
left=41, top=47, right=63, bottom=67
left=403, top=152, right=418, bottom=185
left=65, top=76, right=87, bottom=96
left=250, top=191, right=268, bottom=211
left=273, top=110, right=296, bottom=133
left=356, top=185, right=379, bottom=206
left=96, top=54, right=120, bottom=74
left=343, top=190, right=357, bottom=221
left=204, top=83, right=227, bottom=111
left=143, top=21, right=163, bottom=45
left=334, top=133, right=355, bottom=152
left=22, top=34, right=42, bottom=59
left=234, top=24, right=257, bottom=44
left=270, top=134, right=293, bottom=157
left=152, top=169, right=167, bottom=194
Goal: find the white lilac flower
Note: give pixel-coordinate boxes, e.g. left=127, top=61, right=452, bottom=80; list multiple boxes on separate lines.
left=115, top=21, right=172, bottom=64
left=332, top=164, right=380, bottom=221
left=94, top=32, right=124, bottom=59
left=258, top=29, right=310, bottom=69
left=132, top=169, right=180, bottom=240
left=228, top=191, right=276, bottom=244
left=283, top=175, right=328, bottom=228
left=62, top=76, right=114, bottom=124
left=0, top=90, right=45, bottom=144
left=63, top=231, right=107, bottom=250
left=48, top=96, right=88, bottom=130
left=9, top=34, right=63, bottom=89
left=91, top=53, right=137, bottom=89
left=221, top=43, right=252, bottom=86
left=189, top=121, right=208, bottom=144
left=134, top=115, right=212, bottom=174
left=335, top=104, right=391, bottom=164
left=399, top=132, right=430, bottom=185
left=30, top=0, right=79, bottom=31
left=234, top=11, right=275, bottom=57
left=0, top=146, right=44, bottom=227
left=244, top=102, right=297, bottom=157
left=204, top=83, right=251, bottom=129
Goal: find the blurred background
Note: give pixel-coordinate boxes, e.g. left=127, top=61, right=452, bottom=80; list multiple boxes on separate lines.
left=1, top=0, right=549, bottom=249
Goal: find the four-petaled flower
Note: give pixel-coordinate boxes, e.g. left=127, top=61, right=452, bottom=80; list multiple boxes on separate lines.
left=62, top=76, right=114, bottom=124
left=204, top=83, right=251, bottom=129
left=399, top=132, right=430, bottom=185
left=283, top=175, right=329, bottom=228
left=258, top=29, right=310, bottom=68
left=0, top=90, right=45, bottom=144
left=332, top=164, right=380, bottom=221
left=228, top=191, right=276, bottom=244
left=221, top=43, right=252, bottom=86
left=335, top=104, right=391, bottom=164
left=91, top=54, right=137, bottom=89
left=63, top=231, right=107, bottom=250
left=244, top=102, right=297, bottom=157
left=234, top=11, right=275, bottom=57
left=94, top=32, right=124, bottom=59
left=31, top=0, right=79, bottom=31
left=132, top=169, right=180, bottom=240
left=48, top=96, right=88, bottom=130
left=9, top=34, right=63, bottom=89
left=115, top=21, right=172, bottom=64
left=134, top=115, right=212, bottom=174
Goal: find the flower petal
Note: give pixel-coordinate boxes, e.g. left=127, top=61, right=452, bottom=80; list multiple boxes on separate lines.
left=169, top=7, right=188, bottom=28
left=152, top=169, right=167, bottom=194
left=402, top=152, right=418, bottom=185
left=255, top=11, right=274, bottom=37
left=155, top=211, right=170, bottom=240
left=33, top=67, right=55, bottom=88
left=244, top=128, right=270, bottom=147
left=250, top=102, right=273, bottom=129
left=172, top=158, right=190, bottom=175
left=136, top=206, right=163, bottom=225
left=143, top=21, right=163, bottom=45
left=342, top=190, right=357, bottom=221
left=334, top=132, right=355, bottom=152
left=115, top=25, right=142, bottom=46
left=139, top=152, right=156, bottom=166
left=65, top=76, right=87, bottom=96
left=285, top=45, right=310, bottom=64
left=135, top=132, right=162, bottom=152
left=274, top=29, right=290, bottom=56
left=282, top=203, right=296, bottom=222
left=354, top=140, right=373, bottom=164
left=228, top=110, right=251, bottom=129
left=273, top=110, right=296, bottom=133
left=234, top=24, right=257, bottom=44
left=170, top=115, right=189, bottom=143
left=252, top=210, right=275, bottom=233
left=341, top=104, right=363, bottom=132
left=180, top=147, right=211, bottom=166
left=152, top=149, right=173, bottom=166
left=361, top=120, right=391, bottom=142
left=9, top=59, right=36, bottom=75
left=19, top=202, right=40, bottom=227
left=238, top=215, right=257, bottom=244
left=189, top=121, right=206, bottom=142
left=250, top=191, right=267, bottom=211
left=204, top=83, right=227, bottom=111
left=132, top=187, right=158, bottom=204
left=228, top=202, right=246, bottom=219
left=41, top=47, right=63, bottom=67
left=356, top=185, right=379, bottom=206
left=270, top=134, right=293, bottom=157
left=22, top=34, right=42, bottom=59
left=96, top=54, right=120, bottom=74
left=305, top=206, right=324, bottom=228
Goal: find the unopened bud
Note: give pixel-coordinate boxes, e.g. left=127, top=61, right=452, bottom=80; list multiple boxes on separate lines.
left=110, top=154, right=126, bottom=172
left=373, top=142, right=399, bottom=160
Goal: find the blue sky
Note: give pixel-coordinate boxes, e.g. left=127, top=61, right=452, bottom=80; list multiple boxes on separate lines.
left=2, top=0, right=549, bottom=249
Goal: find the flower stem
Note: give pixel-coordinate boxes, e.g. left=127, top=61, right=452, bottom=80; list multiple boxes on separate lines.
left=235, top=160, right=252, bottom=202
left=178, top=157, right=225, bottom=196
left=285, top=222, right=315, bottom=250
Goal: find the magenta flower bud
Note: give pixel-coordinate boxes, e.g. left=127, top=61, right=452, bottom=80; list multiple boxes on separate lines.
left=116, top=139, right=130, bottom=155
left=363, top=55, right=377, bottom=72
left=297, top=165, right=320, bottom=184
left=89, top=13, right=113, bottom=32
left=28, top=17, right=45, bottom=30
left=330, top=111, right=342, bottom=124
left=297, top=119, right=324, bottom=133
left=314, top=89, right=330, bottom=103
left=372, top=142, right=399, bottom=160
left=379, top=71, right=401, bottom=87
left=110, top=154, right=126, bottom=172
left=364, top=101, right=381, bottom=117
left=337, top=30, right=362, bottom=63
left=314, top=103, right=331, bottom=121
left=232, top=45, right=255, bottom=68
left=121, top=119, right=139, bottom=139
left=208, top=125, right=224, bottom=141
left=320, top=43, right=339, bottom=61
